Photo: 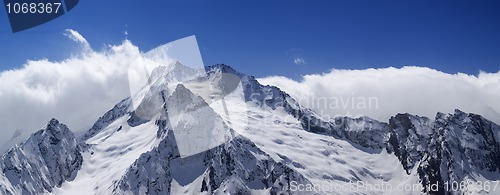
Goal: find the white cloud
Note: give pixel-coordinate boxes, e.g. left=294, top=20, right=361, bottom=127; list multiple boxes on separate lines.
left=64, top=29, right=90, bottom=50
left=0, top=30, right=146, bottom=152
left=258, top=66, right=500, bottom=124
left=0, top=31, right=203, bottom=152
left=2, top=29, right=499, bottom=154
left=293, top=57, right=306, bottom=65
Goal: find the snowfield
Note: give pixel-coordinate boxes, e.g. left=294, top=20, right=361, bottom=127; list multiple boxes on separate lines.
left=1, top=63, right=499, bottom=195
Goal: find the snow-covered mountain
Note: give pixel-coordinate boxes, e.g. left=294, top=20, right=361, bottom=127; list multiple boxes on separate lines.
left=0, top=119, right=82, bottom=194
left=1, top=63, right=499, bottom=194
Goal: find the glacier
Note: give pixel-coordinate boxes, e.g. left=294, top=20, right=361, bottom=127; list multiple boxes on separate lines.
left=0, top=63, right=499, bottom=195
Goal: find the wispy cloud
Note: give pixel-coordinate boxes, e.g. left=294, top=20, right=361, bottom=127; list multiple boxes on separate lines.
left=287, top=48, right=306, bottom=65
left=258, top=67, right=500, bottom=124
left=0, top=30, right=157, bottom=152
left=293, top=57, right=306, bottom=65
left=64, top=29, right=90, bottom=50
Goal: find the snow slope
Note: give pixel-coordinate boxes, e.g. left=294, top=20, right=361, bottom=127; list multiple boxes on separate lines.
left=0, top=64, right=499, bottom=194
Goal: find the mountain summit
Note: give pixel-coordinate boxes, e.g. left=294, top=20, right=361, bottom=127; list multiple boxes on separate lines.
left=1, top=64, right=499, bottom=194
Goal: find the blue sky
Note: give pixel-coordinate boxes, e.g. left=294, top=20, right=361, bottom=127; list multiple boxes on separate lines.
left=0, top=0, right=499, bottom=79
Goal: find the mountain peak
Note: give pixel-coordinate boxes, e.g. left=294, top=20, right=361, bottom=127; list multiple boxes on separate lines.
left=46, top=118, right=62, bottom=131
left=205, top=64, right=242, bottom=76
left=48, top=118, right=60, bottom=125
left=1, top=119, right=82, bottom=194
left=174, top=82, right=189, bottom=92
left=169, top=61, right=193, bottom=72
left=41, top=118, right=73, bottom=141
left=2, top=64, right=500, bottom=194
left=453, top=108, right=467, bottom=116
left=167, top=84, right=208, bottom=111
left=172, top=60, right=184, bottom=68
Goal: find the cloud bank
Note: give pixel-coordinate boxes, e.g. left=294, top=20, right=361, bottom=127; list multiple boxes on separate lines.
left=0, top=30, right=144, bottom=151
left=258, top=67, right=500, bottom=124
left=1, top=29, right=499, bottom=153
left=0, top=31, right=202, bottom=152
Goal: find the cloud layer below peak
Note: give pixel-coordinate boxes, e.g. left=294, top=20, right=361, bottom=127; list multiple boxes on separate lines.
left=0, top=31, right=200, bottom=153
left=0, top=30, right=142, bottom=152
left=258, top=66, right=500, bottom=124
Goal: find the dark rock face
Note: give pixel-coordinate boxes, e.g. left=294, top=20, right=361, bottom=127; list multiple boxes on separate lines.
left=1, top=64, right=499, bottom=194
left=83, top=98, right=131, bottom=141
left=206, top=64, right=500, bottom=194
left=332, top=116, right=390, bottom=149
left=113, top=130, right=179, bottom=195
left=114, top=130, right=311, bottom=195
left=113, top=76, right=311, bottom=194
left=1, top=119, right=83, bottom=194
left=388, top=114, right=432, bottom=173
left=388, top=110, right=500, bottom=194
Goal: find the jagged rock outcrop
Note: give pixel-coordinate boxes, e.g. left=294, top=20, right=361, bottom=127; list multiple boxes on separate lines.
left=1, top=64, right=499, bottom=194
left=114, top=80, right=311, bottom=194
left=1, top=119, right=83, bottom=194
